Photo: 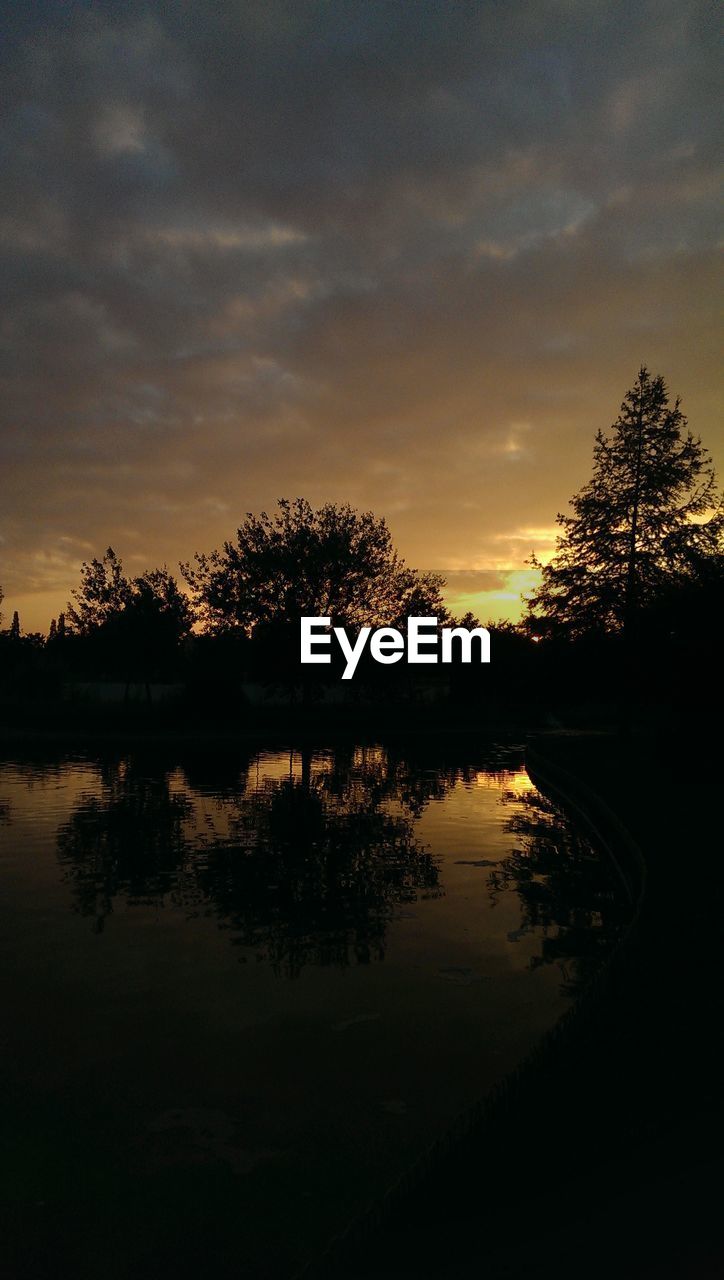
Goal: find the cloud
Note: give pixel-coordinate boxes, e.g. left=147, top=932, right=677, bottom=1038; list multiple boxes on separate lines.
left=0, top=0, right=721, bottom=629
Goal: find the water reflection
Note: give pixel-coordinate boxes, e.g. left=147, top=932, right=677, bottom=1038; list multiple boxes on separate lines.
left=188, top=771, right=442, bottom=976
left=47, top=744, right=627, bottom=985
left=57, top=761, right=193, bottom=931
left=0, top=744, right=633, bottom=1280
left=56, top=748, right=446, bottom=976
left=490, top=787, right=628, bottom=994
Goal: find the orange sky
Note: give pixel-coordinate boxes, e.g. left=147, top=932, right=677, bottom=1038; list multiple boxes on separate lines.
left=1, top=2, right=722, bottom=633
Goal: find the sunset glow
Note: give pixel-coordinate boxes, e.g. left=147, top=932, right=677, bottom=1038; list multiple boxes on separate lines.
left=1, top=4, right=721, bottom=632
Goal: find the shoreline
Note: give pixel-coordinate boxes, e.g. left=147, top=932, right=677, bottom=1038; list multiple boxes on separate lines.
left=0, top=710, right=545, bottom=752
left=309, top=726, right=723, bottom=1279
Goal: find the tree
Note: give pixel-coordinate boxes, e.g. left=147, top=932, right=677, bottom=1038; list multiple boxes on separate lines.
left=66, top=550, right=194, bottom=680
left=9, top=611, right=20, bottom=640
left=526, top=368, right=724, bottom=638
left=128, top=568, right=195, bottom=640
left=67, top=547, right=131, bottom=634
left=68, top=551, right=193, bottom=642
left=47, top=612, right=67, bottom=646
left=112, top=568, right=195, bottom=673
left=182, top=498, right=448, bottom=634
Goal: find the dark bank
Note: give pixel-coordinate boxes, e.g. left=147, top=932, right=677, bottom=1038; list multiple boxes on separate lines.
left=311, top=726, right=724, bottom=1280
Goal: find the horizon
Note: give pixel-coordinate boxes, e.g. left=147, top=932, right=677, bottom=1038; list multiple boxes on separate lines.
left=2, top=526, right=542, bottom=634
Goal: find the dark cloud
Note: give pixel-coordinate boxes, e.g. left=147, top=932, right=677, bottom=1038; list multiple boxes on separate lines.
left=0, top=0, right=721, bottom=627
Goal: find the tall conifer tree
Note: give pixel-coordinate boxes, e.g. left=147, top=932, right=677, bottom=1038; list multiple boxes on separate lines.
left=526, top=368, right=723, bottom=637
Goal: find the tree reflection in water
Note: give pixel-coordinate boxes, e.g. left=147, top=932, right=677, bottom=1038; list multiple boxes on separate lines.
left=489, top=788, right=629, bottom=995
left=193, top=774, right=440, bottom=976
left=56, top=748, right=446, bottom=976
left=57, top=760, right=194, bottom=932
left=55, top=748, right=626, bottom=985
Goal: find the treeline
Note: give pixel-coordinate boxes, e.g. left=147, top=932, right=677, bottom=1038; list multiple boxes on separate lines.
left=0, top=528, right=721, bottom=725
left=0, top=500, right=520, bottom=708
left=1, top=369, right=723, bottom=721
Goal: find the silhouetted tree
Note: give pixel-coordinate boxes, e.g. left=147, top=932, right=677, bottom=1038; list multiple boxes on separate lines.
left=526, top=368, right=724, bottom=638
left=457, top=611, right=481, bottom=629
left=125, top=568, right=195, bottom=641
left=66, top=550, right=194, bottom=680
left=182, top=498, right=448, bottom=634
left=67, top=547, right=131, bottom=634
left=47, top=612, right=67, bottom=650
left=108, top=569, right=195, bottom=679
left=9, top=611, right=20, bottom=640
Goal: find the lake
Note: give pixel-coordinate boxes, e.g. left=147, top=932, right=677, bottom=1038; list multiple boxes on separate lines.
left=0, top=740, right=629, bottom=1279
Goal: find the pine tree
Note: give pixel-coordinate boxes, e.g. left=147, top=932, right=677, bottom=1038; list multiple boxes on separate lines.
left=526, top=367, right=724, bottom=638
left=10, top=610, right=20, bottom=640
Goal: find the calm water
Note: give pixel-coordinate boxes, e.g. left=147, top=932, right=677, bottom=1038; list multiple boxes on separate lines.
left=0, top=741, right=628, bottom=1279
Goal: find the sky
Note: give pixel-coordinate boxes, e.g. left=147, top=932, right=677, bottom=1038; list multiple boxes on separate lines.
left=1, top=0, right=722, bottom=632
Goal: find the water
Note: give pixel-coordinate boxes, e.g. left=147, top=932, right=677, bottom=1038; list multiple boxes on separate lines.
left=0, top=741, right=629, bottom=1279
